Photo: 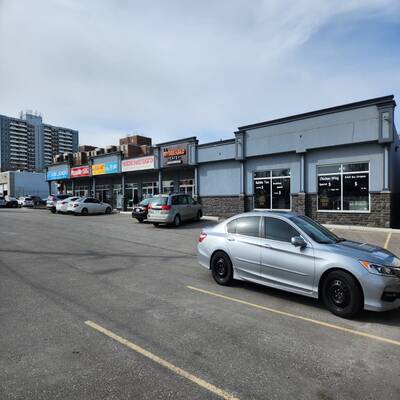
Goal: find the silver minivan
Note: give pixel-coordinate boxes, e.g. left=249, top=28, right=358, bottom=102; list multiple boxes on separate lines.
left=147, top=193, right=202, bottom=227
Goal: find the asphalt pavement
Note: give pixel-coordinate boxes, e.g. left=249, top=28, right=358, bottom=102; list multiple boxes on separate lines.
left=1, top=208, right=399, bottom=400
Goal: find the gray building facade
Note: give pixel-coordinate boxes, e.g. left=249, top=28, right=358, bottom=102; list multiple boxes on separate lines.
left=47, top=95, right=399, bottom=227
left=0, top=112, right=78, bottom=172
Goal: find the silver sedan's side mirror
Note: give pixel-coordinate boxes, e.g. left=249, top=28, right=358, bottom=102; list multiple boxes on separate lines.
left=291, top=236, right=307, bottom=248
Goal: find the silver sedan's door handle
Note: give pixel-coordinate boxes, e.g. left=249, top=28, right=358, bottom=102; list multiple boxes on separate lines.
left=227, top=237, right=235, bottom=242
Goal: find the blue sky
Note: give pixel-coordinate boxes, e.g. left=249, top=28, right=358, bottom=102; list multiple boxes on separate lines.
left=0, top=0, right=399, bottom=146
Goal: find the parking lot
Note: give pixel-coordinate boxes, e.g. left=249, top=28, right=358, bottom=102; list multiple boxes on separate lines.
left=1, top=208, right=400, bottom=400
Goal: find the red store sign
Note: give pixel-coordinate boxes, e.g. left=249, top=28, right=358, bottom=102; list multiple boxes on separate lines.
left=71, top=165, right=90, bottom=178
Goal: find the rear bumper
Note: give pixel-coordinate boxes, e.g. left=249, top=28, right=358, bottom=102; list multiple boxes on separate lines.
left=132, top=211, right=147, bottom=219
left=147, top=213, right=174, bottom=224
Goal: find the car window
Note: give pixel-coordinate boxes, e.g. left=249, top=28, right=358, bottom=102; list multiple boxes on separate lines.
left=227, top=219, right=237, bottom=234
left=152, top=196, right=168, bottom=206
left=84, top=198, right=92, bottom=203
left=187, top=196, right=195, bottom=205
left=93, top=199, right=100, bottom=203
left=171, top=196, right=179, bottom=205
left=179, top=195, right=188, bottom=205
left=229, top=216, right=261, bottom=237
left=264, top=217, right=299, bottom=242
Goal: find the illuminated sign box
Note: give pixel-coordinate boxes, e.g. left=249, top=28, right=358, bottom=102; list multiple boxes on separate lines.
left=47, top=167, right=69, bottom=181
left=71, top=166, right=90, bottom=178
left=161, top=143, right=188, bottom=167
left=91, top=161, right=119, bottom=176
left=121, top=155, right=155, bottom=172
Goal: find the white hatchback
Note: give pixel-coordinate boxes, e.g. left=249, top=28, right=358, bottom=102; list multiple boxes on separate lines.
left=56, top=197, right=80, bottom=213
left=68, top=197, right=112, bottom=215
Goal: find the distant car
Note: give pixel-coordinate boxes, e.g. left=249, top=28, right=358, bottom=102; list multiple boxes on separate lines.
left=56, top=196, right=80, bottom=213
left=28, top=195, right=46, bottom=206
left=47, top=194, right=71, bottom=213
left=18, top=196, right=34, bottom=207
left=67, top=197, right=112, bottom=215
left=131, top=197, right=157, bottom=222
left=4, top=196, right=19, bottom=208
left=147, top=193, right=202, bottom=227
left=0, top=196, right=6, bottom=208
left=197, top=211, right=400, bottom=318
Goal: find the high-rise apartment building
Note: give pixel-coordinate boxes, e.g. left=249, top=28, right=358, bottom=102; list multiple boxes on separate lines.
left=0, top=111, right=78, bottom=172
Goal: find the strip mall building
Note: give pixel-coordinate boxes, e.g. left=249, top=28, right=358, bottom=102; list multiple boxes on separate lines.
left=47, top=96, right=399, bottom=227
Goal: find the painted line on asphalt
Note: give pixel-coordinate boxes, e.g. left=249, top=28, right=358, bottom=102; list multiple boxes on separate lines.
left=186, top=286, right=400, bottom=347
left=384, top=232, right=392, bottom=249
left=85, top=320, right=239, bottom=400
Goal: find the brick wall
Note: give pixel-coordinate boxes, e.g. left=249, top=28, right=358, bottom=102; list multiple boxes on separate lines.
left=305, top=192, right=392, bottom=228
left=199, top=196, right=245, bottom=218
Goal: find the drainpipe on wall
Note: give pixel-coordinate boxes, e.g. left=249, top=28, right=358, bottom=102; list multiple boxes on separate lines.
left=194, top=166, right=198, bottom=199
left=121, top=173, right=126, bottom=211
left=158, top=170, right=162, bottom=194
left=383, top=145, right=390, bottom=192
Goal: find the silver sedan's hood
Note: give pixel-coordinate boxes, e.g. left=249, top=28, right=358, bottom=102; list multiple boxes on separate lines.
left=329, top=240, right=400, bottom=267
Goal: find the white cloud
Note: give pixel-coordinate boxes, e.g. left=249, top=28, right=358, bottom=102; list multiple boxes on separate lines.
left=0, top=0, right=399, bottom=146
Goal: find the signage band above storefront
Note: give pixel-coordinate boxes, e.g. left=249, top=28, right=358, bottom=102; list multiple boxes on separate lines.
left=121, top=155, right=155, bottom=172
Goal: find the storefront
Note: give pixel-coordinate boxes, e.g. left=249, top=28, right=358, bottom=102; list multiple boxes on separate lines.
left=47, top=96, right=399, bottom=227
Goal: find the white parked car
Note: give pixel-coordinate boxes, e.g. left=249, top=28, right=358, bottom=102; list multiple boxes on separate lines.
left=67, top=197, right=113, bottom=215
left=56, top=196, right=80, bottom=213
left=18, top=196, right=34, bottom=207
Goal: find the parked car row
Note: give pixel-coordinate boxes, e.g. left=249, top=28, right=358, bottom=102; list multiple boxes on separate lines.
left=132, top=193, right=203, bottom=227
left=47, top=195, right=113, bottom=215
left=0, top=195, right=46, bottom=208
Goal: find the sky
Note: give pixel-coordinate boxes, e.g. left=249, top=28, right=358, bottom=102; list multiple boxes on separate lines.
left=0, top=0, right=399, bottom=147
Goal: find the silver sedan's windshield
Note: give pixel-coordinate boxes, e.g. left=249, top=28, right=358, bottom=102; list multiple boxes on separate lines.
left=289, top=215, right=341, bottom=244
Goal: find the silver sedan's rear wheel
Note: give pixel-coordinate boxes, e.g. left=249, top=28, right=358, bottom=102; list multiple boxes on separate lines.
left=173, top=214, right=181, bottom=227
left=211, top=252, right=233, bottom=286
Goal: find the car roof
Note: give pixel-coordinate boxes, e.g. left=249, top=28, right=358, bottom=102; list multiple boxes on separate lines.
left=226, top=210, right=300, bottom=220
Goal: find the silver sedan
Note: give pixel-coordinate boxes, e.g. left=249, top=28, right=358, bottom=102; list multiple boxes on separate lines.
left=197, top=211, right=400, bottom=318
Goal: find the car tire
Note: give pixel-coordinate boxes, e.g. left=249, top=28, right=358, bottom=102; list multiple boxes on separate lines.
left=153, top=223, right=160, bottom=227
left=196, top=210, right=203, bottom=221
left=50, top=208, right=56, bottom=214
left=321, top=270, right=363, bottom=318
left=173, top=214, right=181, bottom=227
left=137, top=218, right=144, bottom=223
left=105, top=207, right=112, bottom=214
left=81, top=208, right=88, bottom=216
left=211, top=251, right=233, bottom=286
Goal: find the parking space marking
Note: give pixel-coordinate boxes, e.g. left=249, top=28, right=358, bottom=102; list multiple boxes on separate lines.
left=187, top=286, right=400, bottom=347
left=85, top=320, right=239, bottom=400
left=384, top=232, right=392, bottom=249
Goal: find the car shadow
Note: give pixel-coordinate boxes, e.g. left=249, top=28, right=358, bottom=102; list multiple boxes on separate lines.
left=230, top=280, right=400, bottom=327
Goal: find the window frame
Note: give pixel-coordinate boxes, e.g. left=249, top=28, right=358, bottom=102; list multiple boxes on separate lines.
left=253, top=169, right=291, bottom=211
left=317, top=162, right=370, bottom=213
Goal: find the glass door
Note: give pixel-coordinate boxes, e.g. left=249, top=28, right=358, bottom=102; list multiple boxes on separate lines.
left=125, top=183, right=139, bottom=208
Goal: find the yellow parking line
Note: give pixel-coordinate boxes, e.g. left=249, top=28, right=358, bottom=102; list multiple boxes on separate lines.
left=186, top=286, right=400, bottom=347
left=384, top=232, right=392, bottom=249
left=85, top=320, right=239, bottom=400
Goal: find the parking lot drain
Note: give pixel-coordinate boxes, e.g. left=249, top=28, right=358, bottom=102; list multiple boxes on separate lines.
left=186, top=286, right=400, bottom=347
left=85, top=320, right=239, bottom=400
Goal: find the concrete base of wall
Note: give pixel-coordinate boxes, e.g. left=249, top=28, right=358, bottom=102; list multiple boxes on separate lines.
left=199, top=196, right=245, bottom=218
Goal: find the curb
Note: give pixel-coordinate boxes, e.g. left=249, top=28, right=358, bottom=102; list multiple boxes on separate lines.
left=324, top=224, right=400, bottom=234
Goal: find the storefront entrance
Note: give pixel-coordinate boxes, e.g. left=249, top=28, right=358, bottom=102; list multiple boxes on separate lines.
left=96, top=184, right=112, bottom=204
left=125, top=183, right=139, bottom=208
left=113, top=184, right=123, bottom=209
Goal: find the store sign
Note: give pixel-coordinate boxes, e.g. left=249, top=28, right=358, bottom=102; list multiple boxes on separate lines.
left=47, top=166, right=69, bottom=181
left=122, top=155, right=155, bottom=172
left=92, top=161, right=119, bottom=176
left=71, top=166, right=90, bottom=178
left=161, top=143, right=188, bottom=167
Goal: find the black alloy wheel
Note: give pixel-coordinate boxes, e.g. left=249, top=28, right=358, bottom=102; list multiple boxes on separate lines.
left=105, top=207, right=112, bottom=214
left=211, top=252, right=233, bottom=286
left=196, top=210, right=203, bottom=221
left=81, top=208, right=89, bottom=216
left=321, top=270, right=363, bottom=318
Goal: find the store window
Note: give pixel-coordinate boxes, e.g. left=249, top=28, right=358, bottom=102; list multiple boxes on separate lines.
left=317, top=163, right=369, bottom=212
left=253, top=169, right=290, bottom=210
left=142, top=182, right=159, bottom=198
left=163, top=180, right=174, bottom=194
left=75, top=185, right=89, bottom=197
left=179, top=179, right=194, bottom=196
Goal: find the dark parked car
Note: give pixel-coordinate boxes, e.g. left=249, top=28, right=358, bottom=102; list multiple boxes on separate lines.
left=4, top=196, right=19, bottom=208
left=131, top=197, right=157, bottom=222
left=28, top=195, right=46, bottom=206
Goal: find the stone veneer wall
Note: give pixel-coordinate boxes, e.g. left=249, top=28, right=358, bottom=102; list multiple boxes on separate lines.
left=291, top=193, right=306, bottom=215
left=305, top=192, right=392, bottom=228
left=199, top=196, right=245, bottom=218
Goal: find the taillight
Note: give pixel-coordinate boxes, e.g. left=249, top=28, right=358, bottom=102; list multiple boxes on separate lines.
left=161, top=205, right=171, bottom=210
left=147, top=204, right=152, bottom=209
left=61, top=201, right=67, bottom=204
left=198, top=233, right=207, bottom=242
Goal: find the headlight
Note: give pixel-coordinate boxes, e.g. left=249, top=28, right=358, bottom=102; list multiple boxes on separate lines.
left=360, top=261, right=400, bottom=277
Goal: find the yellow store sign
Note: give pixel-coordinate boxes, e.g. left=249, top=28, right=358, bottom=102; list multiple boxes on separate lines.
left=92, top=164, right=106, bottom=175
